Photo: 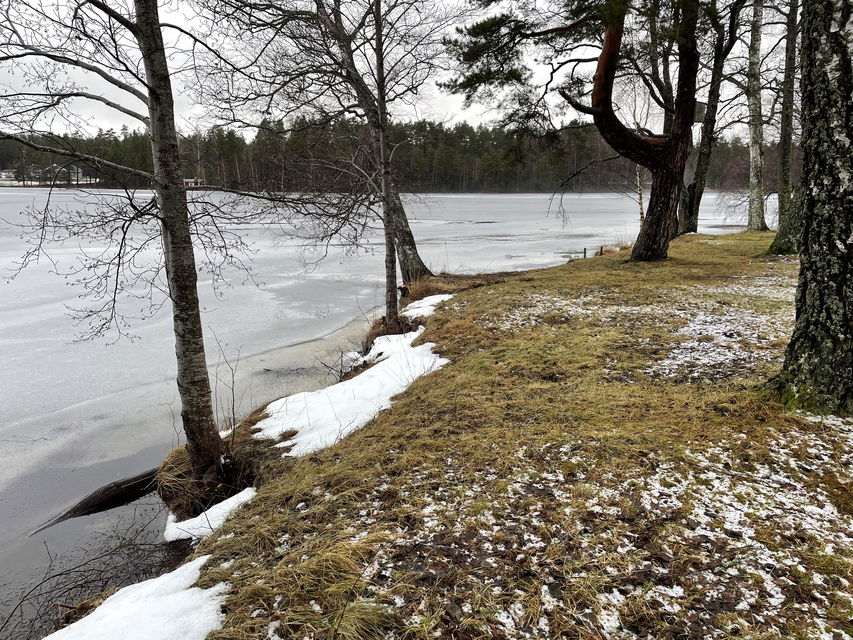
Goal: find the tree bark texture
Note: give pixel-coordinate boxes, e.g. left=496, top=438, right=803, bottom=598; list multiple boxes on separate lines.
left=768, top=0, right=802, bottom=254
left=747, top=0, right=769, bottom=231
left=135, top=0, right=225, bottom=475
left=638, top=166, right=687, bottom=259
left=389, top=191, right=433, bottom=283
left=777, top=0, right=852, bottom=412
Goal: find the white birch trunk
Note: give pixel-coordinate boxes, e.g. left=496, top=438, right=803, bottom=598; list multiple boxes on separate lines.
left=747, top=0, right=769, bottom=230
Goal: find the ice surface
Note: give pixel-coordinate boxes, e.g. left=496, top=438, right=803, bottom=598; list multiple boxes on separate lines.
left=0, top=190, right=746, bottom=541
left=164, top=487, right=257, bottom=542
left=42, top=555, right=225, bottom=640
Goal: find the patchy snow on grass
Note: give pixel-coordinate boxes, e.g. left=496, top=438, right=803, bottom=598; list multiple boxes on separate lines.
left=486, top=271, right=797, bottom=383
left=703, top=274, right=797, bottom=303
left=401, top=294, right=454, bottom=319
left=164, top=488, right=257, bottom=542
left=642, top=272, right=797, bottom=380
left=485, top=294, right=598, bottom=330
left=624, top=425, right=853, bottom=639
left=44, top=555, right=225, bottom=640
left=253, top=326, right=449, bottom=456
left=306, top=412, right=852, bottom=640
left=645, top=306, right=790, bottom=380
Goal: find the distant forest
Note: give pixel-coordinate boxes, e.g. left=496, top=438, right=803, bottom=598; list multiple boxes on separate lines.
left=0, top=119, right=793, bottom=194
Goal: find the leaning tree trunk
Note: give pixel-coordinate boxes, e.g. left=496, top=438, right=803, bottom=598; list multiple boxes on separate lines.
left=775, top=0, right=852, bottom=413
left=136, top=0, right=225, bottom=477
left=634, top=150, right=691, bottom=260
left=768, top=0, right=801, bottom=254
left=330, top=2, right=432, bottom=291
left=388, top=190, right=433, bottom=283
left=566, top=0, right=700, bottom=261
left=747, top=0, right=769, bottom=231
left=629, top=0, right=700, bottom=260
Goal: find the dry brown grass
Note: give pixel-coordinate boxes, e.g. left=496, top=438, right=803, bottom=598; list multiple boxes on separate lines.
left=402, top=277, right=443, bottom=302
left=157, top=405, right=280, bottom=518
left=170, top=232, right=850, bottom=640
left=156, top=446, right=211, bottom=520
left=56, top=588, right=118, bottom=628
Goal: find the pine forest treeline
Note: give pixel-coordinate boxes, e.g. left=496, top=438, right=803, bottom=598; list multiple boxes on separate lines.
left=0, top=119, right=789, bottom=194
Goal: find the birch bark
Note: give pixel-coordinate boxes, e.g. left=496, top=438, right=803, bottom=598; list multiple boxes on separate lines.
left=747, top=0, right=769, bottom=231
left=776, top=0, right=852, bottom=412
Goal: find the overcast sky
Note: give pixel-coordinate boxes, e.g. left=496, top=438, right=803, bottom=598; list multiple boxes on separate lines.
left=0, top=0, right=492, bottom=138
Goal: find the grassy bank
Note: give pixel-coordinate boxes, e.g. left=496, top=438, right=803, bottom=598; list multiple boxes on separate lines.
left=193, top=232, right=852, bottom=640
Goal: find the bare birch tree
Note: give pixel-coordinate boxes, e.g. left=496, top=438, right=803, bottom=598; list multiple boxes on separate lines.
left=190, top=0, right=462, bottom=298
left=746, top=0, right=769, bottom=230
left=0, top=0, right=231, bottom=482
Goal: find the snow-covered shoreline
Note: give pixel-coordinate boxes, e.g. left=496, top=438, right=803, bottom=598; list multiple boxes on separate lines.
left=45, top=294, right=454, bottom=640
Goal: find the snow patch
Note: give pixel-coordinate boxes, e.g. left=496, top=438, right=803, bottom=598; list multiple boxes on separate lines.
left=43, top=556, right=225, bottom=640
left=646, top=306, right=790, bottom=380
left=253, top=327, right=449, bottom=456
left=401, top=294, right=453, bottom=319
left=486, top=294, right=596, bottom=330
left=164, top=487, right=257, bottom=542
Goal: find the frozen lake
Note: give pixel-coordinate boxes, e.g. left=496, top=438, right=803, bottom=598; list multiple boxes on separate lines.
left=0, top=190, right=748, bottom=521
left=0, top=188, right=747, bottom=633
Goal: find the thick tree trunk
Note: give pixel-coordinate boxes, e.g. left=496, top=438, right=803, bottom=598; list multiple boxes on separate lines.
left=747, top=0, right=769, bottom=231
left=629, top=0, right=699, bottom=260
left=770, top=186, right=804, bottom=254
left=776, top=0, right=852, bottom=412
left=135, top=0, right=225, bottom=476
left=676, top=137, right=694, bottom=237
left=388, top=190, right=433, bottom=282
left=680, top=181, right=699, bottom=234
left=768, top=0, right=801, bottom=254
left=633, top=166, right=685, bottom=260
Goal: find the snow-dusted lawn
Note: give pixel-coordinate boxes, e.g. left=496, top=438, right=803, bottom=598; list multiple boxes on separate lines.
left=144, top=237, right=852, bottom=640
left=484, top=269, right=797, bottom=383
left=321, top=414, right=853, bottom=640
